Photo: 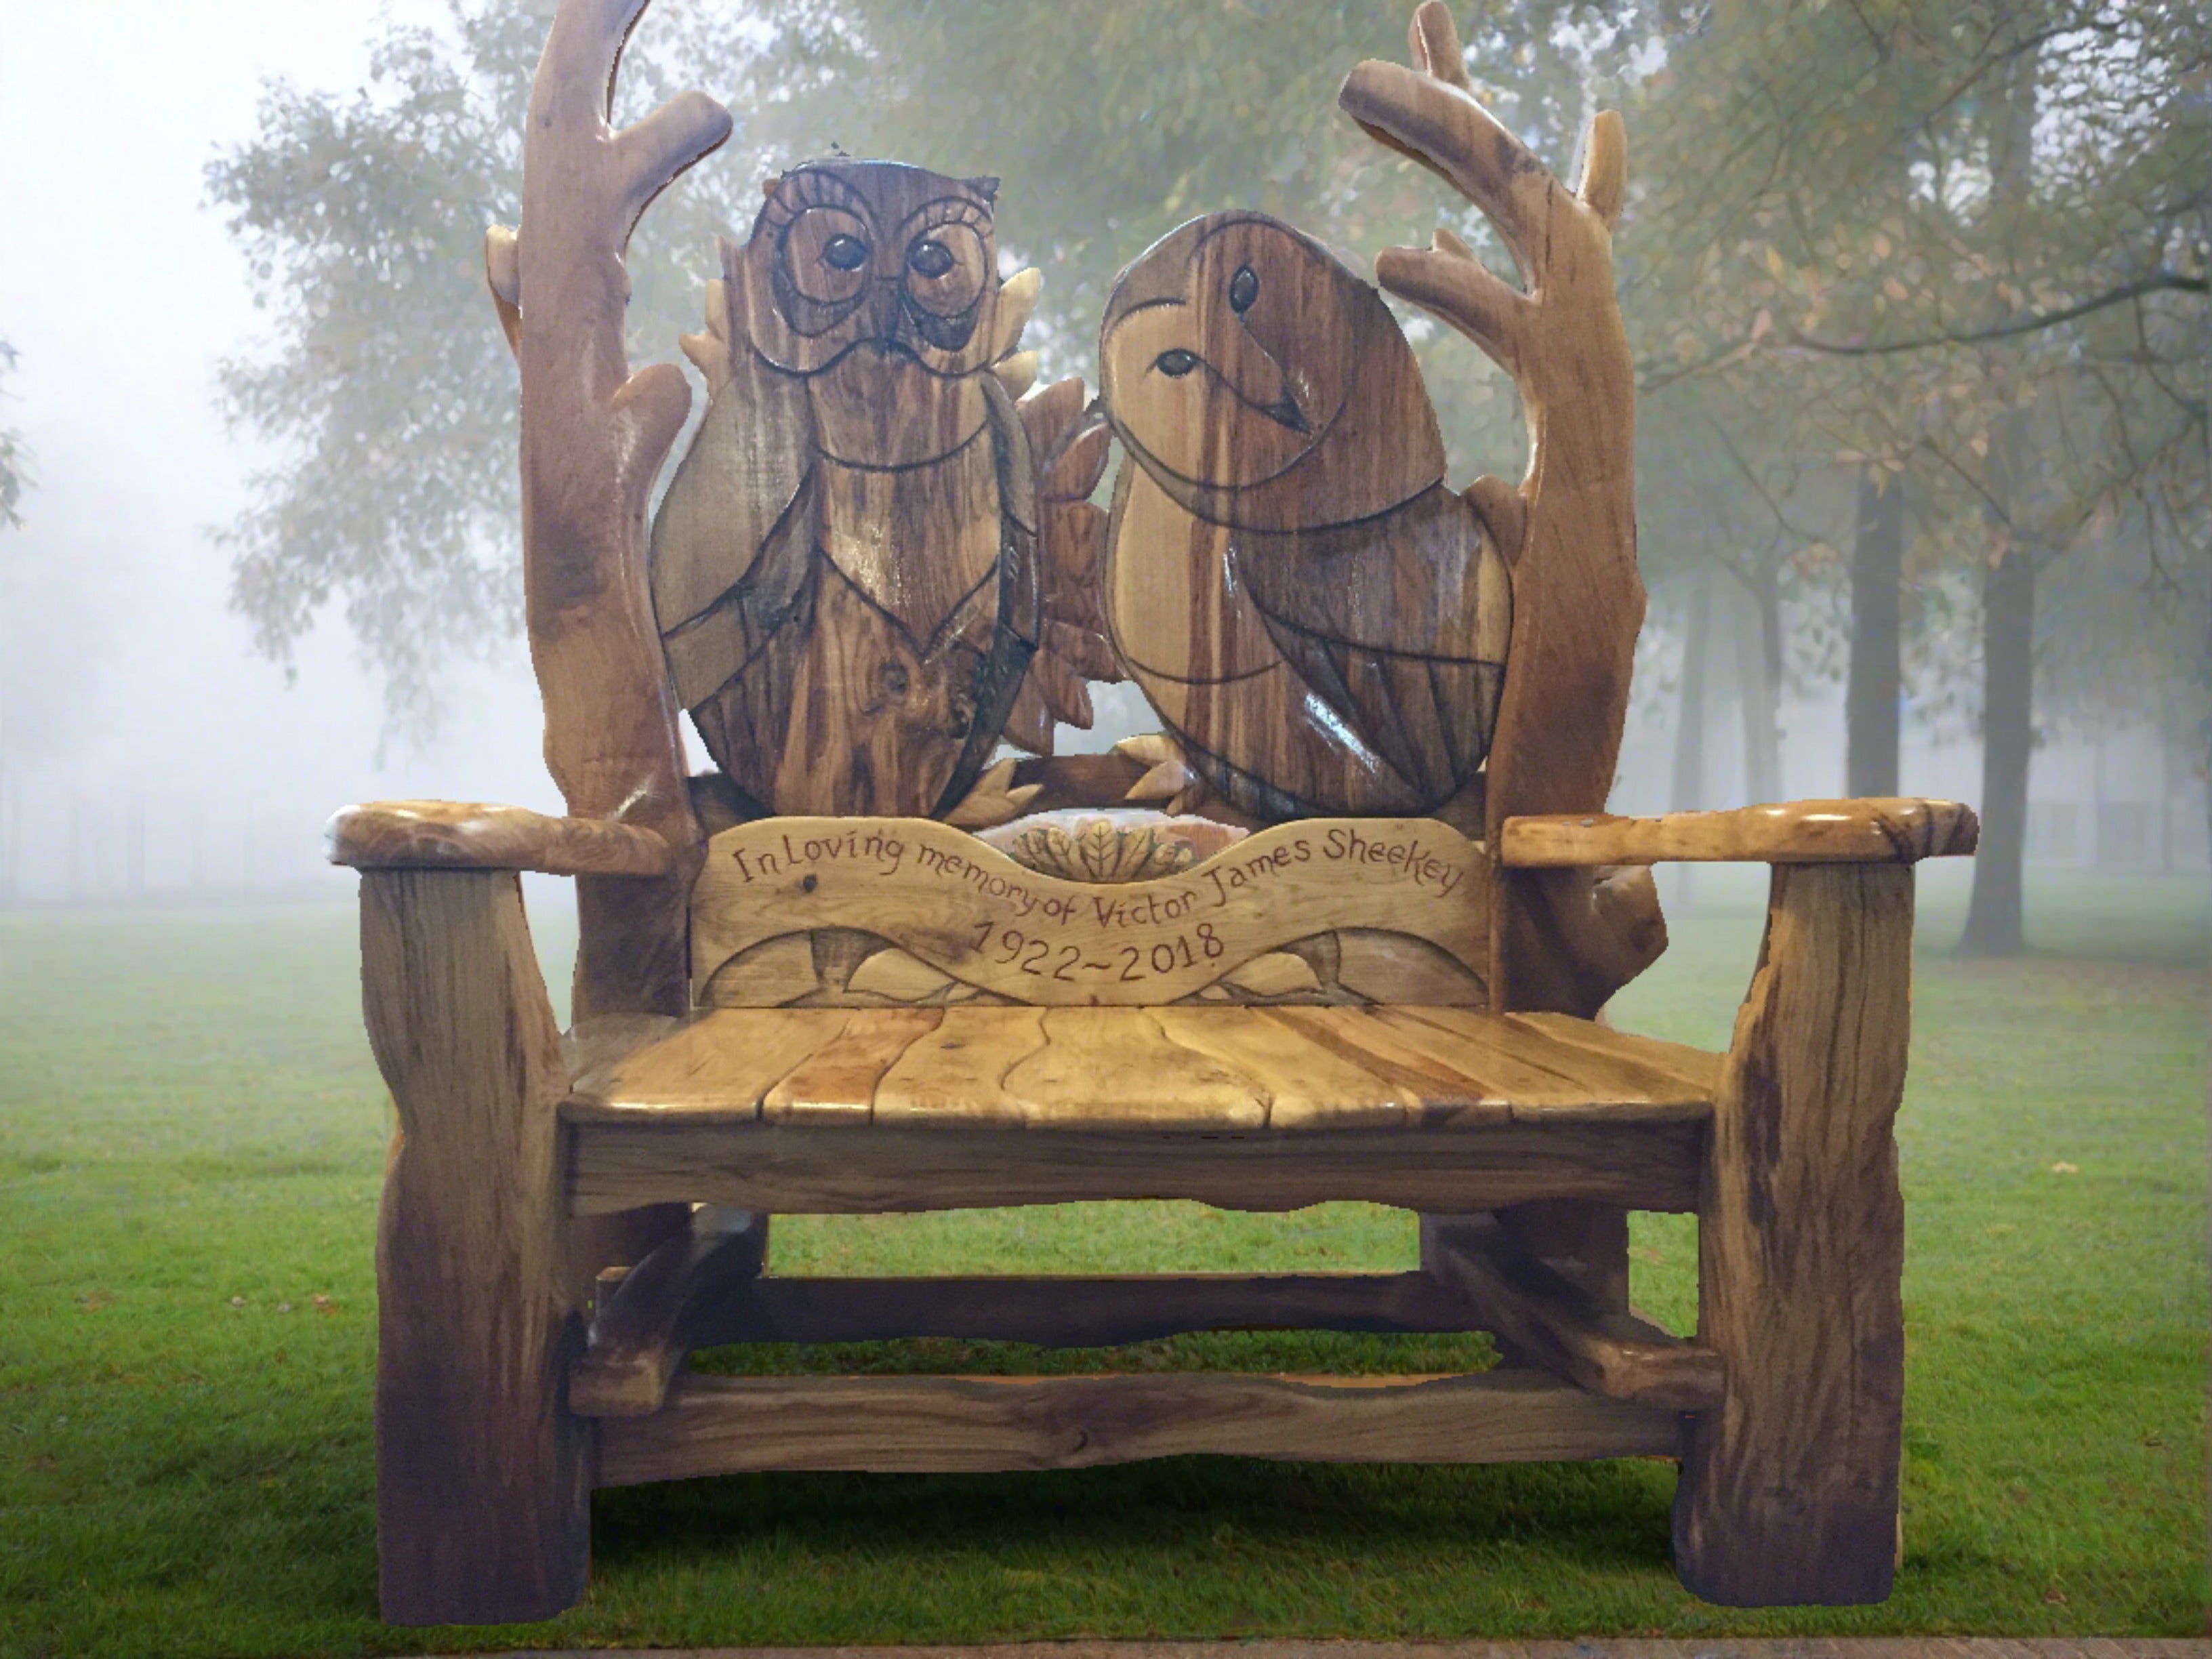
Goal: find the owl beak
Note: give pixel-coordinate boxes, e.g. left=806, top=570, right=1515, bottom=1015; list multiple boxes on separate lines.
left=865, top=282, right=908, bottom=353
left=1258, top=388, right=1309, bottom=434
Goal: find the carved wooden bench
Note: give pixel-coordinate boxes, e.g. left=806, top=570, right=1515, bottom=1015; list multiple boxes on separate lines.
left=329, top=0, right=1975, bottom=1626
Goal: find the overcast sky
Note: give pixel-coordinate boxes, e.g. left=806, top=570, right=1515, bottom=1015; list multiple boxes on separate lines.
left=0, top=0, right=553, bottom=897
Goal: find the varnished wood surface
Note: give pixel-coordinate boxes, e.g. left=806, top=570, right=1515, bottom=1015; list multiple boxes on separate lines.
left=570, top=1207, right=766, bottom=1418
left=565, top=1115, right=1704, bottom=1218
left=1342, top=5, right=1650, bottom=1018
left=327, top=800, right=675, bottom=877
left=595, top=1368, right=1684, bottom=1484
left=691, top=816, right=1490, bottom=1006
left=1420, top=1214, right=1721, bottom=1412
left=1500, top=799, right=1979, bottom=868
left=1674, top=864, right=1913, bottom=1605
left=362, top=869, right=586, bottom=1625
left=497, top=0, right=724, bottom=1018
left=682, top=1271, right=1485, bottom=1353
left=565, top=1004, right=1717, bottom=1130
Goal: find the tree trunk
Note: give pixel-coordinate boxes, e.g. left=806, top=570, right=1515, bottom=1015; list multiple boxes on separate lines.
left=1734, top=567, right=1783, bottom=804
left=1847, top=471, right=1904, bottom=798
left=1959, top=541, right=2033, bottom=956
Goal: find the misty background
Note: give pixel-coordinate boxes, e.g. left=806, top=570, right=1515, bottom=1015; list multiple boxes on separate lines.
left=0, top=0, right=2204, bottom=948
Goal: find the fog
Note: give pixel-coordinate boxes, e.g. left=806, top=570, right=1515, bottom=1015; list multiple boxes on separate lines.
left=0, top=1, right=2203, bottom=914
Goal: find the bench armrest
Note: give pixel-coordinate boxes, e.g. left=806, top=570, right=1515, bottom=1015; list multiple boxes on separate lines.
left=1498, top=798, right=1978, bottom=868
left=327, top=800, right=676, bottom=878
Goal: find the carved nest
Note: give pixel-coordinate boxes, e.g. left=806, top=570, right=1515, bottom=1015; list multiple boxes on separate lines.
left=976, top=810, right=1248, bottom=884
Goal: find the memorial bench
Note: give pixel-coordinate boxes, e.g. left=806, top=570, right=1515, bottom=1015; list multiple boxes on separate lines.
left=328, top=0, right=1976, bottom=1626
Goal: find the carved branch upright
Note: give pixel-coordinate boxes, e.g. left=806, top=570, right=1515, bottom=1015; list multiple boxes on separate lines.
left=1340, top=2, right=1658, bottom=1018
left=487, top=0, right=732, bottom=1018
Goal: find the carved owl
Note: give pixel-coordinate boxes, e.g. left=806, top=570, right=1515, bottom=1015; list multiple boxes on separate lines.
left=651, top=161, right=1112, bottom=821
left=1097, top=211, right=1513, bottom=822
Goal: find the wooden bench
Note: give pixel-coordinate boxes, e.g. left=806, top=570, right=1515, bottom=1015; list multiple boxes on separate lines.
left=329, top=0, right=1976, bottom=1626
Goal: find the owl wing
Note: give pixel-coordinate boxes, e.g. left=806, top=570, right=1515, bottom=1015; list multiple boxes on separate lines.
left=649, top=332, right=821, bottom=798
left=1233, top=484, right=1511, bottom=806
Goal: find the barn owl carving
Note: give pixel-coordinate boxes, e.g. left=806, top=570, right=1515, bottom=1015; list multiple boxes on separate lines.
left=1097, top=211, right=1512, bottom=822
left=651, top=160, right=1112, bottom=821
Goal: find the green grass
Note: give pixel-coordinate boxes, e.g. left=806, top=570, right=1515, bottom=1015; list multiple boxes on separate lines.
left=0, top=865, right=2203, bottom=1654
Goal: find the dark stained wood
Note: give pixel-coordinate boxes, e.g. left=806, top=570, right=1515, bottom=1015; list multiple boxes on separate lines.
left=651, top=162, right=1045, bottom=822
left=1500, top=798, right=1981, bottom=867
left=1419, top=1214, right=1721, bottom=1412
left=327, top=800, right=674, bottom=877
left=1673, top=863, right=1913, bottom=1605
left=361, top=869, right=585, bottom=1625
left=1340, top=3, right=1650, bottom=1019
left=571, top=1206, right=767, bottom=1418
left=564, top=1118, right=1706, bottom=1218
left=496, top=0, right=727, bottom=1019
left=596, top=1368, right=1684, bottom=1484
left=1098, top=210, right=1512, bottom=821
left=676, top=1270, right=1483, bottom=1353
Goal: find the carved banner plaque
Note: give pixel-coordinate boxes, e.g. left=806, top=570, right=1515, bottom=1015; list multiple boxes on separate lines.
left=691, top=816, right=1488, bottom=1006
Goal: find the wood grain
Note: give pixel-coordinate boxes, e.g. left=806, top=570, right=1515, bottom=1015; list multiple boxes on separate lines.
left=327, top=800, right=674, bottom=877
left=361, top=869, right=586, bottom=1625
left=1420, top=1214, right=1721, bottom=1412
left=498, top=0, right=726, bottom=1019
left=571, top=1207, right=766, bottom=1418
left=560, top=1004, right=1717, bottom=1132
left=691, top=815, right=1488, bottom=1006
left=1341, top=5, right=1650, bottom=1018
left=1097, top=210, right=1511, bottom=821
left=1673, top=863, right=1912, bottom=1605
left=1500, top=798, right=1980, bottom=867
left=597, top=1368, right=1683, bottom=1484
left=673, top=1270, right=1483, bottom=1354
left=564, top=1118, right=1706, bottom=1217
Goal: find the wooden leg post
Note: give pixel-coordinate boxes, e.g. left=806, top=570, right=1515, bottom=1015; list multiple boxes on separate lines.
left=363, top=870, right=590, bottom=1625
left=1673, top=863, right=1912, bottom=1605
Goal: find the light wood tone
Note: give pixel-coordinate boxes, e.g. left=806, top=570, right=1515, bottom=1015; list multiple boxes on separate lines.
left=361, top=869, right=584, bottom=1625
left=1332, top=928, right=1486, bottom=1006
left=1500, top=798, right=1980, bottom=868
left=563, top=1118, right=1706, bottom=1217
left=762, top=1008, right=942, bottom=1124
left=571, top=1207, right=767, bottom=1418
left=976, top=811, right=1246, bottom=883
left=497, top=0, right=727, bottom=1018
left=1674, top=863, right=1912, bottom=1605
left=327, top=800, right=674, bottom=877
left=691, top=815, right=1488, bottom=1006
left=1420, top=1215, right=1721, bottom=1412
left=596, top=1368, right=1683, bottom=1484
left=1341, top=4, right=1650, bottom=1018
left=670, top=1270, right=1483, bottom=1355
left=560, top=1004, right=1716, bottom=1134
left=652, top=162, right=1047, bottom=819
left=1098, top=206, right=1511, bottom=821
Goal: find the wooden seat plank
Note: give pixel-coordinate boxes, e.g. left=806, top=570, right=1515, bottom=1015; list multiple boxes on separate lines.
left=872, top=1006, right=1053, bottom=1126
left=764, top=1008, right=943, bottom=1124
left=996, top=1008, right=1269, bottom=1129
left=1147, top=1006, right=1417, bottom=1129
left=565, top=1005, right=1719, bottom=1133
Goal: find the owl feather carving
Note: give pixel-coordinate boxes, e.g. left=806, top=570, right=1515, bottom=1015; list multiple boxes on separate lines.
left=1097, top=211, right=1511, bottom=822
left=651, top=160, right=1113, bottom=822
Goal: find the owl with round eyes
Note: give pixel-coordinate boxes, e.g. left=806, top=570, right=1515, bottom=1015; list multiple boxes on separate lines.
left=651, top=160, right=1113, bottom=821
left=1097, top=211, right=1512, bottom=823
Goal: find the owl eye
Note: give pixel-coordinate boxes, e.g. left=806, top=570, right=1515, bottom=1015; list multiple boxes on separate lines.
left=1229, top=264, right=1260, bottom=313
left=902, top=221, right=987, bottom=319
left=781, top=205, right=873, bottom=308
left=1154, top=349, right=1200, bottom=377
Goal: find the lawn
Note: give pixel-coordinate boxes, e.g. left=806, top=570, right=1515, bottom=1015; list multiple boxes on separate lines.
left=0, top=863, right=2203, bottom=1656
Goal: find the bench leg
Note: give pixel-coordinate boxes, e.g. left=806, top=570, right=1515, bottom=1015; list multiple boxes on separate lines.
left=363, top=869, right=590, bottom=1625
left=1673, top=863, right=1911, bottom=1605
